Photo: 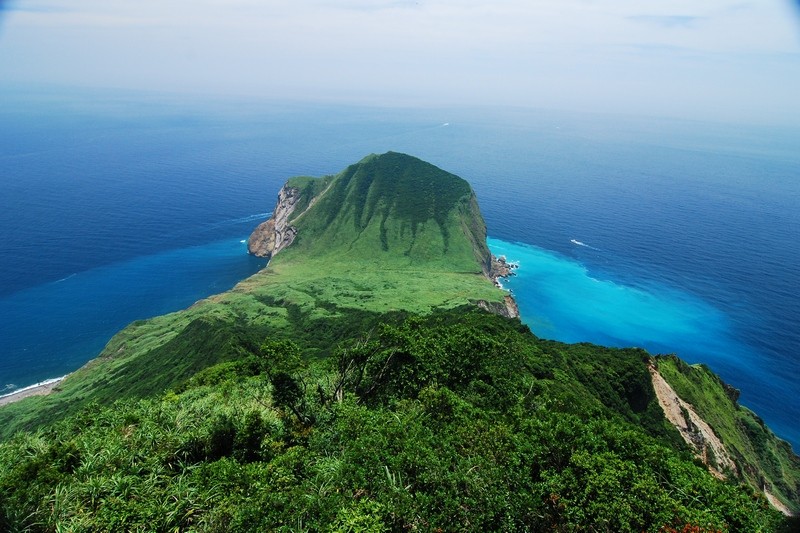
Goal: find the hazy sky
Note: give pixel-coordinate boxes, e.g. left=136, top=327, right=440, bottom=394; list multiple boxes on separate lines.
left=1, top=0, right=799, bottom=123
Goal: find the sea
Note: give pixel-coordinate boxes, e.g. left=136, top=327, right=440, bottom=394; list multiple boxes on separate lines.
left=1, top=87, right=798, bottom=450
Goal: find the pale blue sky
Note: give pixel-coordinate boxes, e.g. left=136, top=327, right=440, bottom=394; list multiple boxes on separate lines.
left=1, top=0, right=799, bottom=123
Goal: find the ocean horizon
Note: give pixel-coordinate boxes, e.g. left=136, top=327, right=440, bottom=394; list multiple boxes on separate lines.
left=1, top=89, right=798, bottom=450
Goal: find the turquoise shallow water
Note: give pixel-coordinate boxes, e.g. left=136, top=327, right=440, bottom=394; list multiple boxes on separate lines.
left=488, top=237, right=731, bottom=351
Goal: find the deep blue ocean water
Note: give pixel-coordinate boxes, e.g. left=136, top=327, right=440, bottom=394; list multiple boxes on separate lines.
left=1, top=88, right=798, bottom=450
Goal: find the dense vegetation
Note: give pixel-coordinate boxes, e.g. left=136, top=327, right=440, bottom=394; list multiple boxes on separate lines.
left=1, top=153, right=797, bottom=530
left=0, top=308, right=789, bottom=532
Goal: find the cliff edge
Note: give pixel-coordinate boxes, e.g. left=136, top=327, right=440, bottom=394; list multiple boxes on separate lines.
left=653, top=356, right=800, bottom=515
left=247, top=185, right=300, bottom=259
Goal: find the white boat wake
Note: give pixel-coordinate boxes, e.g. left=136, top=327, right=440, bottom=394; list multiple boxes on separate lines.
left=571, top=239, right=600, bottom=251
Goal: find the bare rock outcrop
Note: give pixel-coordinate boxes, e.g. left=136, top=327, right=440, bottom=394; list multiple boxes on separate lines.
left=648, top=363, right=737, bottom=479
left=502, top=294, right=520, bottom=318
left=247, top=185, right=301, bottom=259
left=488, top=254, right=517, bottom=286
left=471, top=295, right=520, bottom=319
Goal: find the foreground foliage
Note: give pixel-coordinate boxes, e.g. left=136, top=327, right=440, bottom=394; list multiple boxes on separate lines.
left=0, top=308, right=789, bottom=532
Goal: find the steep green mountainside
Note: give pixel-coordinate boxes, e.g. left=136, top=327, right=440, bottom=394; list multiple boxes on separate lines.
left=0, top=153, right=797, bottom=530
left=283, top=152, right=491, bottom=272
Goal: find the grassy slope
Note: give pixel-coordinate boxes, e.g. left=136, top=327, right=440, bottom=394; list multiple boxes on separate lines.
left=0, top=153, right=504, bottom=439
left=656, top=355, right=800, bottom=513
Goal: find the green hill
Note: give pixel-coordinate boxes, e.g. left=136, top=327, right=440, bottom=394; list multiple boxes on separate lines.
left=0, top=152, right=797, bottom=531
left=282, top=152, right=491, bottom=270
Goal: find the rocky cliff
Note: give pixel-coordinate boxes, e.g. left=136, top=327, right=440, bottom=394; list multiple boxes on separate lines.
left=247, top=185, right=301, bottom=259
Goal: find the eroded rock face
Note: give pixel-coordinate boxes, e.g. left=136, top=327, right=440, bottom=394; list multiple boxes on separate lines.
left=470, top=255, right=520, bottom=318
left=503, top=295, right=520, bottom=318
left=247, top=186, right=301, bottom=259
left=648, top=364, right=737, bottom=479
left=471, top=295, right=520, bottom=319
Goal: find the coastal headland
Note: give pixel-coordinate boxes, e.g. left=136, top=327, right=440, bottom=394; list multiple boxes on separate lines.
left=0, top=152, right=797, bottom=530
